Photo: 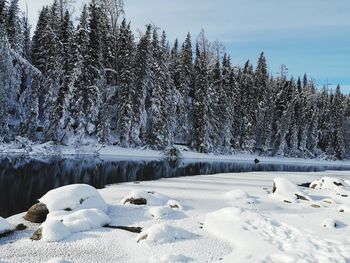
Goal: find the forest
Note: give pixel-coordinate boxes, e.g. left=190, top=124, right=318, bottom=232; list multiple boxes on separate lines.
left=0, top=0, right=349, bottom=159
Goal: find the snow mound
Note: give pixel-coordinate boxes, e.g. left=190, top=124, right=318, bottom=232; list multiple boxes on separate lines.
left=0, top=217, right=12, bottom=234
left=41, top=209, right=110, bottom=242
left=224, top=189, right=249, bottom=200
left=62, top=209, right=111, bottom=233
left=46, top=258, right=73, bottom=263
left=310, top=177, right=350, bottom=194
left=321, top=218, right=336, bottom=229
left=148, top=206, right=184, bottom=220
left=136, top=224, right=195, bottom=244
left=150, top=254, right=194, bottom=263
left=122, top=190, right=177, bottom=206
left=272, top=177, right=311, bottom=203
left=41, top=220, right=71, bottom=242
left=39, top=184, right=108, bottom=212
left=167, top=199, right=183, bottom=210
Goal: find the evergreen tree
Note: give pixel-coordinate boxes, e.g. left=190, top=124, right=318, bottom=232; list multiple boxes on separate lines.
left=129, top=25, right=151, bottom=146
left=192, top=42, right=209, bottom=152
left=116, top=19, right=134, bottom=146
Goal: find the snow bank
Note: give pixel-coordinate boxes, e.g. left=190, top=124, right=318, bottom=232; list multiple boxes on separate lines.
left=41, top=209, right=110, bottom=242
left=136, top=224, right=195, bottom=244
left=0, top=217, right=12, bottom=234
left=122, top=190, right=179, bottom=207
left=272, top=177, right=311, bottom=203
left=39, top=184, right=108, bottom=212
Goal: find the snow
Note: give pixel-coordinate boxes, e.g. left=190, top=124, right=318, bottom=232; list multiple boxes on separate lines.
left=2, top=170, right=350, bottom=262
left=149, top=254, right=194, bottom=263
left=41, top=220, right=71, bottom=242
left=272, top=177, right=311, bottom=203
left=42, top=209, right=111, bottom=242
left=136, top=223, right=196, bottom=244
left=39, top=184, right=108, bottom=213
left=0, top=217, right=12, bottom=234
left=321, top=218, right=337, bottom=228
left=121, top=190, right=174, bottom=206
left=46, top=259, right=73, bottom=263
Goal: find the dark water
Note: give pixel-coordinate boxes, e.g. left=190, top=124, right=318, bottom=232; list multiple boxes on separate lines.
left=1, top=155, right=350, bottom=218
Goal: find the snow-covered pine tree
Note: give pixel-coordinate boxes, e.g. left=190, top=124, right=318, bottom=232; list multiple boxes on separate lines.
left=47, top=10, right=75, bottom=142
left=0, top=27, right=19, bottom=142
left=192, top=40, right=209, bottom=152
left=332, top=85, right=345, bottom=159
left=147, top=29, right=174, bottom=149
left=116, top=19, right=135, bottom=147
left=83, top=0, right=103, bottom=135
left=129, top=24, right=151, bottom=147
left=177, top=32, right=193, bottom=145
left=254, top=52, right=269, bottom=151
left=6, top=0, right=22, bottom=51
left=239, top=60, right=256, bottom=151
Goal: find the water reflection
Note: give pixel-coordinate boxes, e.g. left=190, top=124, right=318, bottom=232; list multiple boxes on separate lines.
left=1, top=156, right=350, bottom=217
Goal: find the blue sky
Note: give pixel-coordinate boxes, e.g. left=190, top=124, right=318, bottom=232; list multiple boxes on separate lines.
left=19, top=0, right=350, bottom=93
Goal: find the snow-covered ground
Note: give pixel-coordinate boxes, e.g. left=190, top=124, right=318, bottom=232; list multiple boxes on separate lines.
left=1, top=170, right=350, bottom=262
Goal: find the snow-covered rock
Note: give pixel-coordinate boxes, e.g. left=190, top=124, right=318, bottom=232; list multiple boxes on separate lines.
left=39, top=184, right=108, bottom=212
left=167, top=199, right=183, bottom=210
left=148, top=206, right=184, bottom=220
left=41, top=220, right=71, bottom=242
left=62, top=209, right=111, bottom=233
left=38, top=209, right=110, bottom=242
left=136, top=224, right=195, bottom=244
left=310, top=177, right=350, bottom=195
left=0, top=217, right=12, bottom=235
left=272, top=177, right=311, bottom=203
left=122, top=190, right=176, bottom=206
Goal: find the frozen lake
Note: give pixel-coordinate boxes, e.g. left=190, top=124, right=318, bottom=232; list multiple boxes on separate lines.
left=1, top=155, right=350, bottom=218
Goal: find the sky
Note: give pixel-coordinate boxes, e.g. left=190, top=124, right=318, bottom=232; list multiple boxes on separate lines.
left=19, top=0, right=350, bottom=93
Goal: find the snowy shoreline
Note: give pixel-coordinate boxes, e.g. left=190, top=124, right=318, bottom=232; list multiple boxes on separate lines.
left=2, top=142, right=350, bottom=168
left=1, top=170, right=350, bottom=262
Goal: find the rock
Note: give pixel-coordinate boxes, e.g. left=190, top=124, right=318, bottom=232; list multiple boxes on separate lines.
left=295, top=193, right=309, bottom=201
left=123, top=197, right=147, bottom=205
left=30, top=227, right=43, bottom=241
left=24, top=202, right=49, bottom=223
left=254, top=158, right=260, bottom=164
left=15, top=223, right=27, bottom=231
left=0, top=230, right=13, bottom=238
left=311, top=204, right=321, bottom=208
left=298, top=182, right=311, bottom=188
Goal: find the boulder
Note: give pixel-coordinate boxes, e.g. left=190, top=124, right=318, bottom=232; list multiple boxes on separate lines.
left=254, top=158, right=260, bottom=164
left=123, top=197, right=147, bottom=205
left=24, top=202, right=49, bottom=223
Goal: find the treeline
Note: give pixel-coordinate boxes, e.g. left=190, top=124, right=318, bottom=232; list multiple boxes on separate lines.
left=0, top=0, right=349, bottom=159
